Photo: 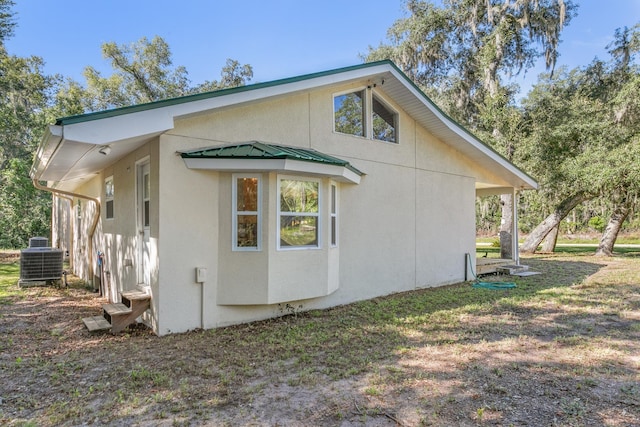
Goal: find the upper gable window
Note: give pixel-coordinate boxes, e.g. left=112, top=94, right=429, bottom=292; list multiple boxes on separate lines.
left=372, top=95, right=397, bottom=143
left=334, top=90, right=365, bottom=137
left=333, top=88, right=398, bottom=143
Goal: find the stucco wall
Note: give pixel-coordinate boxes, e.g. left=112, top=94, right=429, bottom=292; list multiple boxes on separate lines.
left=46, top=73, right=516, bottom=336
left=145, top=81, right=488, bottom=334
left=156, top=135, right=219, bottom=334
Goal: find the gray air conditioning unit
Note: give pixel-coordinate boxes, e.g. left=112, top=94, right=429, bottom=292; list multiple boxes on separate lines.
left=20, top=247, right=64, bottom=283
left=29, top=237, right=49, bottom=248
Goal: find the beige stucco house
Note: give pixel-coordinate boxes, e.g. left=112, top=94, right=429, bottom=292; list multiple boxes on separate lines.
left=32, top=61, right=536, bottom=335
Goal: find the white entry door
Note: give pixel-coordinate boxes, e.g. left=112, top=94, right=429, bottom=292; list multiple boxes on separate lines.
left=137, top=161, right=151, bottom=287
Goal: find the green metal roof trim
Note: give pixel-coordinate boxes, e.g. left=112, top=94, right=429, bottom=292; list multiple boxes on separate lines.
left=180, top=141, right=363, bottom=176
left=54, top=60, right=397, bottom=126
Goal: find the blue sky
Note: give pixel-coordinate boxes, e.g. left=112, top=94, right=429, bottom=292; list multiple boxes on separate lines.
left=5, top=1, right=640, bottom=98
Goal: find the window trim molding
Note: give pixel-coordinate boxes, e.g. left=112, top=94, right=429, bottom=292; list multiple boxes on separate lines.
left=277, top=174, right=322, bottom=251
left=232, top=173, right=262, bottom=252
left=333, top=86, right=367, bottom=139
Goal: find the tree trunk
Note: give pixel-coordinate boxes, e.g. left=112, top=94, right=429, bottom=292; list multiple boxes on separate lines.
left=595, top=202, right=631, bottom=257
left=499, top=193, right=513, bottom=259
left=541, top=225, right=559, bottom=253
left=520, top=192, right=590, bottom=254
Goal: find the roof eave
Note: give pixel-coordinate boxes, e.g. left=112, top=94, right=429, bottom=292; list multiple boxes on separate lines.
left=383, top=66, right=538, bottom=190
left=37, top=60, right=536, bottom=190
left=31, top=125, right=63, bottom=180
left=182, top=158, right=362, bottom=184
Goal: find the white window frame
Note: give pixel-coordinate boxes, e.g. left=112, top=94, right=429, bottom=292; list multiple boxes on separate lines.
left=333, top=86, right=367, bottom=139
left=371, top=93, right=398, bottom=143
left=232, top=173, right=262, bottom=251
left=105, top=176, right=114, bottom=220
left=330, top=182, right=338, bottom=248
left=277, top=175, right=322, bottom=251
left=333, top=87, right=399, bottom=144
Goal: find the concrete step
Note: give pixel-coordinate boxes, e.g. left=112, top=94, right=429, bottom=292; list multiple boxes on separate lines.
left=497, top=264, right=529, bottom=275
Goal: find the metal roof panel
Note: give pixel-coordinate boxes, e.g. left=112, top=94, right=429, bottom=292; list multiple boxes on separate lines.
left=180, top=141, right=363, bottom=176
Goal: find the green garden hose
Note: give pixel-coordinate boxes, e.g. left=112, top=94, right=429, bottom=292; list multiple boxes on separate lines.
left=466, top=253, right=517, bottom=289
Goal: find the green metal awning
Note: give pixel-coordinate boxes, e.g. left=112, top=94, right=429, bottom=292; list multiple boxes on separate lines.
left=179, top=141, right=363, bottom=184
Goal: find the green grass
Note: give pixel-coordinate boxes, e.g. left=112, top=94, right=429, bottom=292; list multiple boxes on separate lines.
left=0, top=262, right=21, bottom=304
left=477, top=243, right=640, bottom=257
left=477, top=233, right=640, bottom=246
left=2, top=248, right=640, bottom=425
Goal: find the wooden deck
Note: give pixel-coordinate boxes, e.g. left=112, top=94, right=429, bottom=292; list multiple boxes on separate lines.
left=476, top=257, right=513, bottom=275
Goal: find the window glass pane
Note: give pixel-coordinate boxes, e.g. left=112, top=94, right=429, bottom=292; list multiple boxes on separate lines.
left=331, top=216, right=337, bottom=246
left=280, top=180, right=318, bottom=213
left=144, top=200, right=150, bottom=227
left=105, top=179, right=114, bottom=198
left=233, top=175, right=261, bottom=250
left=334, top=91, right=364, bottom=137
left=331, top=185, right=336, bottom=214
left=330, top=184, right=337, bottom=246
left=143, top=173, right=150, bottom=199
left=372, top=96, right=396, bottom=143
left=280, top=216, right=318, bottom=247
left=106, top=200, right=114, bottom=219
left=237, top=177, right=258, bottom=212
left=237, top=215, right=258, bottom=247
left=105, top=178, right=114, bottom=219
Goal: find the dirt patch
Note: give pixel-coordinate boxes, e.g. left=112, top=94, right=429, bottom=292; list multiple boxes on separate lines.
left=0, top=250, right=20, bottom=264
left=1, top=254, right=639, bottom=426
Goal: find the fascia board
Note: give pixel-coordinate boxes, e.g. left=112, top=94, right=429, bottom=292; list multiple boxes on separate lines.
left=31, top=125, right=63, bottom=180
left=283, top=159, right=361, bottom=184
left=183, top=158, right=287, bottom=171
left=59, top=63, right=394, bottom=142
left=476, top=187, right=515, bottom=197
left=182, top=158, right=361, bottom=184
left=63, top=108, right=175, bottom=145
left=162, top=63, right=393, bottom=121
left=387, top=67, right=538, bottom=190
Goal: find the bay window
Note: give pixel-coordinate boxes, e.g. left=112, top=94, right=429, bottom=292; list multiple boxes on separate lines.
left=278, top=177, right=320, bottom=249
left=233, top=174, right=261, bottom=250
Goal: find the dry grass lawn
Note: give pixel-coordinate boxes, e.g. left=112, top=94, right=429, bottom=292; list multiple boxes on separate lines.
left=1, top=250, right=639, bottom=426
